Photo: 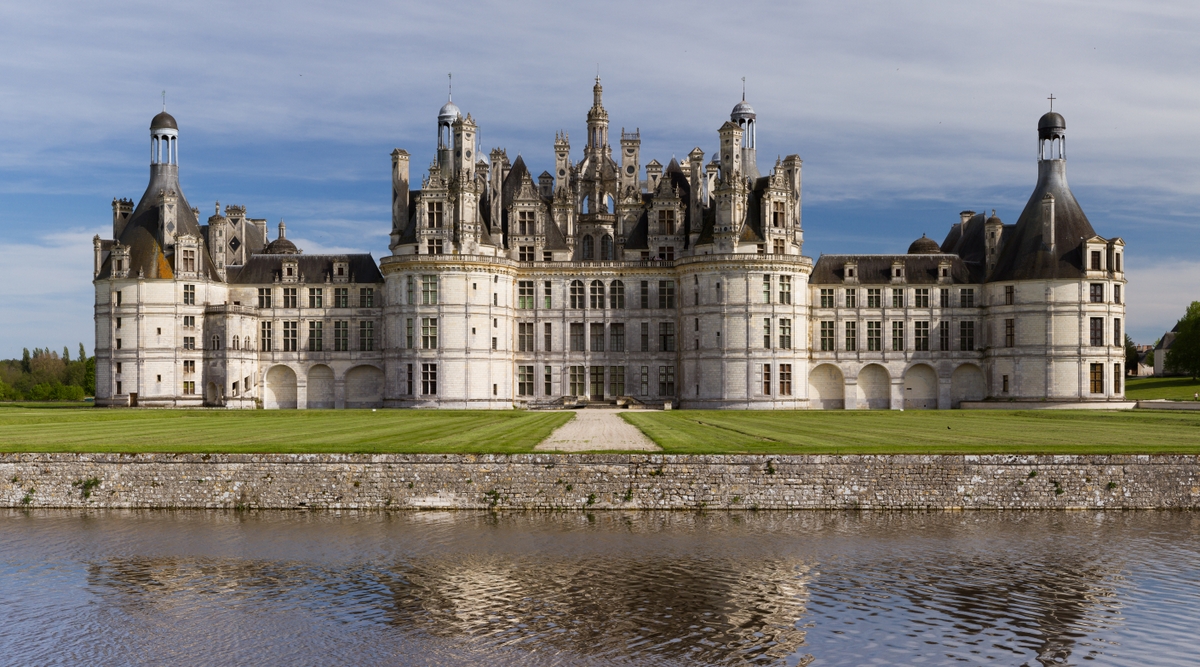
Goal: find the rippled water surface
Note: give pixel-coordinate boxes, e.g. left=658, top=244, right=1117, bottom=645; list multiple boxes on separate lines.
left=3, top=510, right=1200, bottom=666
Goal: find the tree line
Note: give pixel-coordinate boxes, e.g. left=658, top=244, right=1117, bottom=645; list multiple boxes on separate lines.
left=0, top=345, right=95, bottom=401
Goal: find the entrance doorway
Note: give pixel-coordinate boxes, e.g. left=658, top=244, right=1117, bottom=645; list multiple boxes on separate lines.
left=590, top=366, right=605, bottom=401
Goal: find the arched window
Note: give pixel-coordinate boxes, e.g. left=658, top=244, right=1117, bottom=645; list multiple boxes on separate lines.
left=609, top=280, right=625, bottom=309
left=581, top=235, right=595, bottom=260
left=211, top=334, right=221, bottom=350
left=590, top=280, right=605, bottom=309
left=244, top=336, right=251, bottom=350
left=569, top=280, right=585, bottom=309
left=231, top=336, right=239, bottom=350
left=601, top=234, right=614, bottom=260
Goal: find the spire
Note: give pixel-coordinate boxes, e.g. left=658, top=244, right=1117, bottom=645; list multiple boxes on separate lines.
left=448, top=72, right=452, bottom=101
left=593, top=76, right=603, bottom=108
left=742, top=76, right=745, bottom=101
left=278, top=219, right=286, bottom=239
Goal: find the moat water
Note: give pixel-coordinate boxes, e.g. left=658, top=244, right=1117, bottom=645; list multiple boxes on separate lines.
left=2, top=510, right=1199, bottom=666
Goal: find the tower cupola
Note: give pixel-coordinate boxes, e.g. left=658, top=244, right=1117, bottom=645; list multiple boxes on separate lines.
left=1038, top=109, right=1065, bottom=161
left=150, top=109, right=178, bottom=166
left=730, top=81, right=758, bottom=179
left=586, top=77, right=609, bottom=152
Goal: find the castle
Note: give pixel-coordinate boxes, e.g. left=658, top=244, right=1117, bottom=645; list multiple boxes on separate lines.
left=92, top=80, right=1128, bottom=409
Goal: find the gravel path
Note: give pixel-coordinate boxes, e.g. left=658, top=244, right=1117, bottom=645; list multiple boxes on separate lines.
left=534, top=409, right=661, bottom=452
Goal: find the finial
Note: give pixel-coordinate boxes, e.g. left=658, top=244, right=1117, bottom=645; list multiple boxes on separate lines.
left=448, top=73, right=452, bottom=101
left=215, top=201, right=220, bottom=215
left=742, top=77, right=746, bottom=101
left=992, top=208, right=997, bottom=217
left=162, top=90, right=167, bottom=111
left=278, top=218, right=286, bottom=238
left=1047, top=93, right=1055, bottom=111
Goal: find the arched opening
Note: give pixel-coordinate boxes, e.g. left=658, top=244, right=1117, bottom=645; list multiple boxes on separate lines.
left=307, top=364, right=335, bottom=409
left=205, top=382, right=220, bottom=406
left=590, top=280, right=605, bottom=309
left=345, top=365, right=384, bottom=409
left=951, top=364, right=986, bottom=408
left=857, top=364, right=890, bottom=410
left=581, top=235, right=595, bottom=260
left=609, top=280, right=625, bottom=308
left=808, top=364, right=845, bottom=410
left=264, top=365, right=298, bottom=409
left=903, top=364, right=938, bottom=410
left=600, top=234, right=614, bottom=260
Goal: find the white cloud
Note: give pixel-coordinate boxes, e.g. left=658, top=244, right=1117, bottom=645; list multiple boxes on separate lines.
left=0, top=230, right=102, bottom=357
left=1125, top=259, right=1200, bottom=343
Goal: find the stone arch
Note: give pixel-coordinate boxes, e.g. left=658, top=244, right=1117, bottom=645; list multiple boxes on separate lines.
left=307, top=364, right=335, bottom=409
left=951, top=364, right=986, bottom=408
left=264, top=365, right=297, bottom=409
left=856, top=364, right=890, bottom=409
left=808, top=364, right=845, bottom=409
left=903, top=363, right=938, bottom=410
left=581, top=235, right=595, bottom=260
left=205, top=381, right=220, bottom=406
left=601, top=234, right=614, bottom=260
left=345, top=365, right=384, bottom=409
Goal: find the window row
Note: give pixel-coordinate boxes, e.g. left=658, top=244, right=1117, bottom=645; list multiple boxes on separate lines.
left=257, top=287, right=375, bottom=309
left=817, top=320, right=977, bottom=352
left=818, top=287, right=976, bottom=309
left=257, top=320, right=375, bottom=352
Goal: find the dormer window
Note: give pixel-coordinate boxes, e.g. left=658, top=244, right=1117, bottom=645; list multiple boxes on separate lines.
left=941, top=268, right=948, bottom=277
left=657, top=209, right=676, bottom=235
left=847, top=268, right=855, bottom=277
left=286, top=266, right=294, bottom=277
left=1090, top=250, right=1101, bottom=271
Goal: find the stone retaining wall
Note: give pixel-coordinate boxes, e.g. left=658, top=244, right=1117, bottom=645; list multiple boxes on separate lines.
left=3, top=454, right=1199, bottom=510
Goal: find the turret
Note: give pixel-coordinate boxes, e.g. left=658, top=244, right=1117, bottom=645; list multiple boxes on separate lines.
left=717, top=121, right=743, bottom=182
left=452, top=114, right=477, bottom=177
left=586, top=77, right=610, bottom=156
left=730, top=93, right=758, bottom=180
left=390, top=149, right=410, bottom=251
left=619, top=128, right=640, bottom=195
left=553, top=132, right=571, bottom=194
left=112, top=197, right=133, bottom=239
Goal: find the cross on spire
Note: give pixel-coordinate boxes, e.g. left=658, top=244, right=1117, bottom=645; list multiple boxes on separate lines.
left=742, top=77, right=746, bottom=101
left=1047, top=93, right=1055, bottom=111
left=162, top=90, right=167, bottom=111
left=447, top=73, right=452, bottom=101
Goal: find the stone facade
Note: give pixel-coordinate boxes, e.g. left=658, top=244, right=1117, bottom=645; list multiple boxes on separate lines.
left=90, top=87, right=1126, bottom=410
left=3, top=454, right=1198, bottom=510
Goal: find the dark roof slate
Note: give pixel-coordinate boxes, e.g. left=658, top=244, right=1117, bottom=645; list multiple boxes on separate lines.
left=810, top=254, right=974, bottom=285
left=228, top=254, right=383, bottom=285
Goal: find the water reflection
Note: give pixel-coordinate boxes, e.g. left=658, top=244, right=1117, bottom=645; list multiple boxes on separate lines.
left=3, top=510, right=1199, bottom=666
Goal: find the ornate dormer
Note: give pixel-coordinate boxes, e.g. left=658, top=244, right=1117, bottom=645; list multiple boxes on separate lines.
left=110, top=243, right=131, bottom=279
left=174, top=234, right=200, bottom=278
left=281, top=258, right=299, bottom=283
left=891, top=260, right=906, bottom=283
left=332, top=258, right=350, bottom=283
left=843, top=261, right=858, bottom=284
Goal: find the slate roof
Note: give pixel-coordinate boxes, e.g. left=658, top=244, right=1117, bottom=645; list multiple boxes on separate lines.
left=810, top=254, right=974, bottom=285
left=228, top=254, right=384, bottom=284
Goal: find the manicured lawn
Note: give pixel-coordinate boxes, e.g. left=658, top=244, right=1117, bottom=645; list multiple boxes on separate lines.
left=1125, top=376, right=1200, bottom=401
left=0, top=405, right=572, bottom=453
left=621, top=409, right=1200, bottom=455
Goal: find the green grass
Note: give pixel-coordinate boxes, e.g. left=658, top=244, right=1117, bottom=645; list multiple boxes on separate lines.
left=1125, top=376, right=1200, bottom=401
left=0, top=405, right=572, bottom=453
left=621, top=409, right=1200, bottom=455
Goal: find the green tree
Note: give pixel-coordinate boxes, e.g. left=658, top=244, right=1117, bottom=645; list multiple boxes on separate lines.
left=63, top=346, right=70, bottom=363
left=78, top=343, right=87, bottom=363
left=1166, top=301, right=1200, bottom=380
left=1125, top=334, right=1139, bottom=375
left=20, top=348, right=31, bottom=374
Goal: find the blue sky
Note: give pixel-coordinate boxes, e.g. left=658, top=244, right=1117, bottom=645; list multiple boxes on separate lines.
left=1, top=0, right=1198, bottom=356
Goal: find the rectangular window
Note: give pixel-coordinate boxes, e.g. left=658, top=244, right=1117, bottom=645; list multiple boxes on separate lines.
left=960, top=288, right=975, bottom=308
left=427, top=201, right=444, bottom=228
left=569, top=366, right=586, bottom=396
left=867, top=321, right=881, bottom=351
left=915, top=321, right=930, bottom=351
left=422, top=363, right=437, bottom=395
left=116, top=339, right=121, bottom=349
left=183, top=381, right=195, bottom=395
left=421, top=276, right=438, bottom=305
left=519, top=246, right=535, bottom=262
left=260, top=321, right=272, bottom=351
left=517, top=365, right=534, bottom=396
left=610, top=281, right=625, bottom=309
left=1003, top=375, right=1010, bottom=393
left=590, top=366, right=605, bottom=398
left=820, top=288, right=834, bottom=308
left=283, top=321, right=297, bottom=351
left=334, top=288, right=349, bottom=308
left=914, top=288, right=930, bottom=308
left=359, top=321, right=374, bottom=351
left=426, top=239, right=444, bottom=255
left=609, top=366, right=625, bottom=397
left=543, top=322, right=552, bottom=351
left=309, top=288, right=323, bottom=308
left=780, top=318, right=792, bottom=349
left=405, top=318, right=414, bottom=349
left=939, top=288, right=950, bottom=308
left=1114, top=284, right=1122, bottom=304
left=773, top=239, right=786, bottom=254
left=640, top=366, right=649, bottom=396
left=658, top=246, right=675, bottom=261
left=258, top=288, right=272, bottom=309
left=543, top=281, right=553, bottom=309
left=181, top=249, right=196, bottom=273
left=780, top=275, right=791, bottom=304
left=1090, top=363, right=1104, bottom=393
left=334, top=321, right=349, bottom=351
left=659, top=322, right=676, bottom=352
left=116, top=317, right=122, bottom=329
left=867, top=288, right=881, bottom=309
left=1114, top=363, right=1122, bottom=394
left=406, top=364, right=413, bottom=395
left=641, top=322, right=650, bottom=352
left=1090, top=317, right=1103, bottom=346
left=845, top=288, right=857, bottom=308
left=282, top=288, right=297, bottom=309
left=590, top=323, right=605, bottom=351
left=659, top=280, right=675, bottom=309
left=611, top=323, right=625, bottom=352
left=517, top=210, right=535, bottom=235
left=1114, top=318, right=1121, bottom=346
left=892, top=288, right=904, bottom=308
left=780, top=363, right=794, bottom=396
left=657, top=209, right=676, bottom=235
left=939, top=321, right=950, bottom=351
left=182, top=315, right=194, bottom=328
left=960, top=321, right=975, bottom=351
left=183, top=284, right=195, bottom=305
left=763, top=318, right=771, bottom=349
left=518, top=322, right=534, bottom=352
left=570, top=323, right=585, bottom=351
left=1005, top=318, right=1015, bottom=347
left=570, top=281, right=585, bottom=308
left=845, top=321, right=858, bottom=351
left=183, top=360, right=195, bottom=374
left=763, top=364, right=772, bottom=395
left=308, top=321, right=323, bottom=351
left=640, top=281, right=650, bottom=309
left=772, top=201, right=785, bottom=227
left=1091, top=250, right=1102, bottom=271
left=892, top=321, right=904, bottom=351
left=820, top=321, right=834, bottom=351
left=359, top=288, right=374, bottom=308
left=421, top=317, right=437, bottom=349
left=763, top=275, right=772, bottom=304
left=1090, top=283, right=1104, bottom=303
left=1005, top=285, right=1014, bottom=305
left=518, top=281, right=534, bottom=309
left=658, top=366, right=676, bottom=396
left=544, top=366, right=553, bottom=396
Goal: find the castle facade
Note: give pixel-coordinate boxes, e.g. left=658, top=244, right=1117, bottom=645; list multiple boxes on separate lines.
left=92, top=81, right=1127, bottom=409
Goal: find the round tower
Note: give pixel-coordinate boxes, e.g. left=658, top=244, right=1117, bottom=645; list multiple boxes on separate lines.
left=150, top=110, right=178, bottom=165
